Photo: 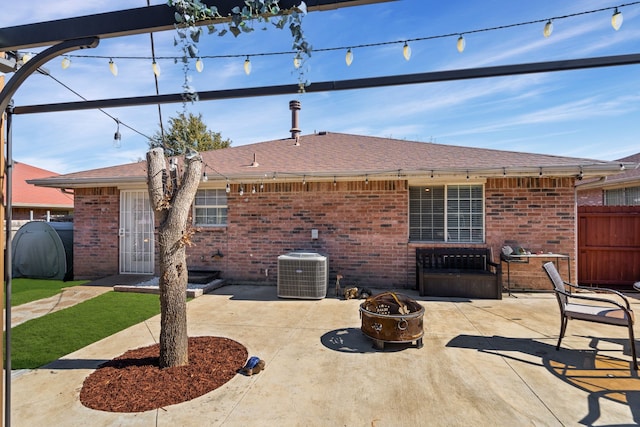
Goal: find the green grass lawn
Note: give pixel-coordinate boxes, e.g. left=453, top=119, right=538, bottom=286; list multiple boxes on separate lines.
left=8, top=291, right=161, bottom=369
left=10, top=278, right=90, bottom=307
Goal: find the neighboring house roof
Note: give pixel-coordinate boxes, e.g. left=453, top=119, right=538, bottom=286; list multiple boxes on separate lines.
left=12, top=161, right=73, bottom=208
left=576, top=152, right=640, bottom=190
left=29, top=133, right=633, bottom=188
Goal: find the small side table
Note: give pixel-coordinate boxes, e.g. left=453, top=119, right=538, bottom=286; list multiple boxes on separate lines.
left=501, top=253, right=571, bottom=296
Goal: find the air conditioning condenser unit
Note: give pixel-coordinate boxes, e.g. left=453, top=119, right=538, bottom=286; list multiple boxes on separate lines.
left=277, top=252, right=328, bottom=299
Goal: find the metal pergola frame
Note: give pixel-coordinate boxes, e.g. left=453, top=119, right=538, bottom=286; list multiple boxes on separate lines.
left=0, top=0, right=393, bottom=51
left=10, top=52, right=640, bottom=115
left=1, top=2, right=639, bottom=427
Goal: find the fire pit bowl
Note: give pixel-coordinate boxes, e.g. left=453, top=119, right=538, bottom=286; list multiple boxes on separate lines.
left=359, top=292, right=424, bottom=350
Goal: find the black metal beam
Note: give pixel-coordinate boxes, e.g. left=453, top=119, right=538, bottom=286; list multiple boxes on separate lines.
left=2, top=38, right=99, bottom=115
left=0, top=0, right=394, bottom=51
left=12, top=53, right=640, bottom=115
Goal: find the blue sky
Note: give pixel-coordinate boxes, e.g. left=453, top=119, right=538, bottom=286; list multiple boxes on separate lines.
left=1, top=0, right=639, bottom=173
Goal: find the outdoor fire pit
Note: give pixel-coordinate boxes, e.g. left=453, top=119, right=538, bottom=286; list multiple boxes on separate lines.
left=359, top=292, right=425, bottom=350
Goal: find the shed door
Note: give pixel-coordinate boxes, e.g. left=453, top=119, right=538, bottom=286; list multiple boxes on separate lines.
left=119, top=190, right=154, bottom=274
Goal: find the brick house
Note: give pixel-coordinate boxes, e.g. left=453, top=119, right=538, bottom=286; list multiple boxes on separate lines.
left=30, top=116, right=631, bottom=292
left=576, top=152, right=640, bottom=206
left=12, top=161, right=74, bottom=223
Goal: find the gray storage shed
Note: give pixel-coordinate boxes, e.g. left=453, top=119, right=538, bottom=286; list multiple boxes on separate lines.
left=12, top=221, right=73, bottom=281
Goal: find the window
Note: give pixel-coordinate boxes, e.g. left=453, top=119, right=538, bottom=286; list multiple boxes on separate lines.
left=409, top=184, right=484, bottom=242
left=194, top=189, right=227, bottom=226
left=604, top=186, right=640, bottom=206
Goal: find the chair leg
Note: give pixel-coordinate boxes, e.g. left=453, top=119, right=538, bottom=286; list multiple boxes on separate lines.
left=628, top=323, right=638, bottom=370
left=556, top=316, right=568, bottom=351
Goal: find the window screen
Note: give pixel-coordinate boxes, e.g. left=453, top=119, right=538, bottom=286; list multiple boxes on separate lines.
left=410, top=184, right=484, bottom=242
left=194, top=189, right=227, bottom=226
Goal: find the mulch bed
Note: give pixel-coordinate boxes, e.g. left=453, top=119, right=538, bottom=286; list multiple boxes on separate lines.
left=80, top=336, right=248, bottom=412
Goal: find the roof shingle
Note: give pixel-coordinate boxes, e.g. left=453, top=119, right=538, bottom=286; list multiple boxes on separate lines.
left=29, top=133, right=630, bottom=187
left=11, top=162, right=73, bottom=207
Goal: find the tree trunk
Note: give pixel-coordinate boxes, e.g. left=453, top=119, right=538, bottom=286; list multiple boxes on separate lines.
left=146, top=147, right=202, bottom=368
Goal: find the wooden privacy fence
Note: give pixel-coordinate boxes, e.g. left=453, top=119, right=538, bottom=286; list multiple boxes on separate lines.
left=578, top=206, right=640, bottom=288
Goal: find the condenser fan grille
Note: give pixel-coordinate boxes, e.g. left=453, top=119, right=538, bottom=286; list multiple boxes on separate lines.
left=277, top=252, right=328, bottom=299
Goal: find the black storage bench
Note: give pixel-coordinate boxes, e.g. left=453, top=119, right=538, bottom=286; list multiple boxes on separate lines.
left=416, top=248, right=502, bottom=299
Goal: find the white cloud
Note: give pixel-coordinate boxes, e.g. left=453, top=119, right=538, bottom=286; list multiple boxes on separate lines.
left=4, top=0, right=640, bottom=173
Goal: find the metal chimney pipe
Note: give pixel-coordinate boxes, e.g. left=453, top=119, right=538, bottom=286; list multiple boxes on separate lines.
left=289, top=100, right=301, bottom=140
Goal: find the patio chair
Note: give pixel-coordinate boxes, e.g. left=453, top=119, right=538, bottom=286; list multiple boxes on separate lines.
left=542, top=261, right=637, bottom=370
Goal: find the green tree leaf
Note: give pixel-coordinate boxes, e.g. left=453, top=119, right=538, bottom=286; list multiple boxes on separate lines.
left=150, top=112, right=232, bottom=156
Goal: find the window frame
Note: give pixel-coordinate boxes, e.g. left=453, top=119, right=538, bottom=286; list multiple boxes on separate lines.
left=409, top=182, right=485, bottom=243
left=193, top=188, right=228, bottom=227
left=604, top=186, right=640, bottom=206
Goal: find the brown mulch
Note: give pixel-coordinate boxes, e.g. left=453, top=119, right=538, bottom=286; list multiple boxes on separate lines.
left=79, top=336, right=248, bottom=412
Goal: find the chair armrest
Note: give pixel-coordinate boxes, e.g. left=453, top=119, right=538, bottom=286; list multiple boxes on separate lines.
left=557, top=288, right=632, bottom=313
left=563, top=281, right=632, bottom=310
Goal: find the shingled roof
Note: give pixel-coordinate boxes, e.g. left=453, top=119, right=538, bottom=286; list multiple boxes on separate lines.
left=12, top=161, right=73, bottom=208
left=576, top=152, right=640, bottom=190
left=29, top=133, right=631, bottom=188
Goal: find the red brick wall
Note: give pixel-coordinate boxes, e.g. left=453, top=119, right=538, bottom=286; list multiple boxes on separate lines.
left=577, top=187, right=603, bottom=206
left=73, top=187, right=120, bottom=279
left=188, top=180, right=412, bottom=288
left=484, top=177, right=576, bottom=290
left=72, top=177, right=577, bottom=292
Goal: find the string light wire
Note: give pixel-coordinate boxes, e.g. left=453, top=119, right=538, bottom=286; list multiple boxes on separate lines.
left=9, top=2, right=637, bottom=164
left=32, top=2, right=638, bottom=65
left=40, top=69, right=152, bottom=140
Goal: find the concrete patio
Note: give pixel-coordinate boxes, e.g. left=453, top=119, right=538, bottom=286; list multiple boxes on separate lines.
left=9, top=285, right=640, bottom=426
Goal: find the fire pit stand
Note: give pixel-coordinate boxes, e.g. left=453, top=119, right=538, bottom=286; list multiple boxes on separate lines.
left=359, top=292, right=425, bottom=350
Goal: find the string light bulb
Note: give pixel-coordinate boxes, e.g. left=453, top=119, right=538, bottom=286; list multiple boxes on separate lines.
left=611, top=8, right=623, bottom=31
left=108, top=58, right=118, bottom=76
left=113, top=119, right=121, bottom=148
left=61, top=57, right=71, bottom=69
left=293, top=55, right=302, bottom=69
left=21, top=52, right=32, bottom=64
left=543, top=20, right=553, bottom=38
left=226, top=182, right=230, bottom=193
left=345, top=48, right=353, bottom=66
left=456, top=35, right=466, bottom=53
left=152, top=60, right=161, bottom=77
left=402, top=42, right=411, bottom=61
left=195, top=58, right=204, bottom=72
left=244, top=56, right=251, bottom=75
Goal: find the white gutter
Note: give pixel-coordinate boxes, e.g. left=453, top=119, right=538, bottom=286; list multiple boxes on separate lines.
left=27, top=162, right=634, bottom=188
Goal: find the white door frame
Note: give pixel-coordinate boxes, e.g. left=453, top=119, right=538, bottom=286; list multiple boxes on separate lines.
left=119, top=190, right=154, bottom=274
